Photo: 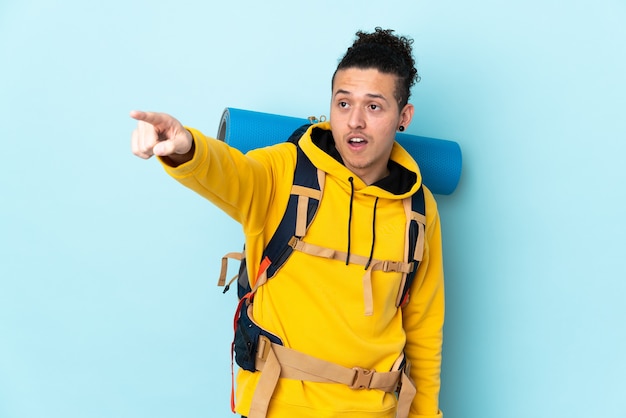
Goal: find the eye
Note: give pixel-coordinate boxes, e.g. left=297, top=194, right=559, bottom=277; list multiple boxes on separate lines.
left=369, top=104, right=380, bottom=111
left=338, top=101, right=349, bottom=108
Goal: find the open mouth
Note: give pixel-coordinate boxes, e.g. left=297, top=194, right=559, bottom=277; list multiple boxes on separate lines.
left=348, top=136, right=368, bottom=148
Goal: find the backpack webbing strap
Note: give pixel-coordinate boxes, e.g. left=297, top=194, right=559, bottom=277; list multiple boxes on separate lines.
left=287, top=237, right=415, bottom=274
left=217, top=251, right=245, bottom=288
left=287, top=210, right=417, bottom=317
left=396, top=189, right=426, bottom=307
left=292, top=184, right=323, bottom=237
left=247, top=335, right=416, bottom=418
left=397, top=371, right=418, bottom=418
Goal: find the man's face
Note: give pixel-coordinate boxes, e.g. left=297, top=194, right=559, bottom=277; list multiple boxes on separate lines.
left=330, top=67, right=413, bottom=185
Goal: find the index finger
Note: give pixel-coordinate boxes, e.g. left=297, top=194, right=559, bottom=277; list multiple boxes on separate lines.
left=129, top=110, right=167, bottom=125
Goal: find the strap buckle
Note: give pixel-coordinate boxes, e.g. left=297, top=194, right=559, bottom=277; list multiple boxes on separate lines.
left=381, top=260, right=403, bottom=273
left=288, top=236, right=300, bottom=249
left=350, top=367, right=374, bottom=389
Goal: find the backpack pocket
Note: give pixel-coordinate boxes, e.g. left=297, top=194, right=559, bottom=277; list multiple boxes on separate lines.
left=233, top=303, right=283, bottom=371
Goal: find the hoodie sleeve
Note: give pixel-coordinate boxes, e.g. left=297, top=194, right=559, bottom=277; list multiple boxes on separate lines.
left=402, top=186, right=445, bottom=418
left=158, top=127, right=289, bottom=236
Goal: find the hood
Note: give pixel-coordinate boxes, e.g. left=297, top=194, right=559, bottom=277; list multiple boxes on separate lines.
left=297, top=121, right=423, bottom=199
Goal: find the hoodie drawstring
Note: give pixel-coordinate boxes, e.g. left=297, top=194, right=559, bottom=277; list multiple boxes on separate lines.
left=346, top=177, right=379, bottom=271
left=365, top=197, right=379, bottom=270
left=346, top=177, right=355, bottom=265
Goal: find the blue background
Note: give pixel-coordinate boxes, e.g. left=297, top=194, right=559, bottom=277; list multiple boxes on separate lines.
left=1, top=1, right=625, bottom=417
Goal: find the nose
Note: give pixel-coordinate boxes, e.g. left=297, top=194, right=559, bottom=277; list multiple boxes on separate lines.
left=347, top=107, right=365, bottom=130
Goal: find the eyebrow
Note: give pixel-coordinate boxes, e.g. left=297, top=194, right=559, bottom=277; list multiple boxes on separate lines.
left=334, top=89, right=388, bottom=101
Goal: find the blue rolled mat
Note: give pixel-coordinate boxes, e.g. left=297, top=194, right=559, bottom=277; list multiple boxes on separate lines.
left=216, top=107, right=462, bottom=195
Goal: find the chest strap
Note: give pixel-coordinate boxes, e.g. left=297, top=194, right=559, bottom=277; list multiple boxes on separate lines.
left=247, top=335, right=417, bottom=418
left=288, top=236, right=415, bottom=316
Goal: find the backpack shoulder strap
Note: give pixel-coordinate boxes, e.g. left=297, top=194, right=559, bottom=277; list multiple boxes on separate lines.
left=218, top=125, right=323, bottom=297
left=244, top=141, right=324, bottom=296
left=261, top=144, right=323, bottom=273
left=396, top=186, right=426, bottom=307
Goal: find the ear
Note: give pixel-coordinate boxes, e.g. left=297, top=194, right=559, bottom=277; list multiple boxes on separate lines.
left=399, top=103, right=415, bottom=129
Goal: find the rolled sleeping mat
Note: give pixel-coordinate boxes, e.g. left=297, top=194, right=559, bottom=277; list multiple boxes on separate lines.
left=216, top=107, right=462, bottom=195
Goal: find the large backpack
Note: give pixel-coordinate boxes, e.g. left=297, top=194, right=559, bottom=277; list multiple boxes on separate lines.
left=217, top=125, right=426, bottom=418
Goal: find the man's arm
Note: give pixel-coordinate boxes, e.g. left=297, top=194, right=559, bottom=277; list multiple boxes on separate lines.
left=403, top=188, right=445, bottom=418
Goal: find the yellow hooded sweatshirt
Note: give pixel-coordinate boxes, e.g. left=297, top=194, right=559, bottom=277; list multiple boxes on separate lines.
left=161, top=122, right=445, bottom=418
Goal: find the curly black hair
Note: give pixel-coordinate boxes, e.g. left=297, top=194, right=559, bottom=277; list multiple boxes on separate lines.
left=333, top=27, right=419, bottom=109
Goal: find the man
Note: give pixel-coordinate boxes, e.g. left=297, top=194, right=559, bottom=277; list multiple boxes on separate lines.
left=131, top=27, right=444, bottom=418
